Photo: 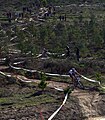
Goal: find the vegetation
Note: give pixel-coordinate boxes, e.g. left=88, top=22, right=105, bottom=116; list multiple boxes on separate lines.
left=0, top=0, right=105, bottom=119
left=38, top=73, right=47, bottom=92
left=95, top=73, right=102, bottom=82
left=0, top=84, right=56, bottom=110
left=64, top=86, right=73, bottom=95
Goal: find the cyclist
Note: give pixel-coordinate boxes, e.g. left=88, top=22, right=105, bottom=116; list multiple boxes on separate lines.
left=69, top=68, right=84, bottom=89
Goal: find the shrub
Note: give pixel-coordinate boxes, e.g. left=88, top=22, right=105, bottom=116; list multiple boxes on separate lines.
left=38, top=73, right=47, bottom=91
left=95, top=72, right=102, bottom=83
left=64, top=86, right=73, bottom=95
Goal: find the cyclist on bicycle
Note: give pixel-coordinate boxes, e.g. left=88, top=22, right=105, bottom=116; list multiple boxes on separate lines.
left=69, top=68, right=84, bottom=89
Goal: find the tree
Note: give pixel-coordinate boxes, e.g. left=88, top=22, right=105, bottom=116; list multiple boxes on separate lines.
left=41, top=0, right=47, bottom=6
left=38, top=73, right=47, bottom=93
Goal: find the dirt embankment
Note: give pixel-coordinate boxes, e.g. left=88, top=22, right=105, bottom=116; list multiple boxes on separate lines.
left=0, top=64, right=105, bottom=120
left=71, top=89, right=105, bottom=120
left=0, top=79, right=105, bottom=120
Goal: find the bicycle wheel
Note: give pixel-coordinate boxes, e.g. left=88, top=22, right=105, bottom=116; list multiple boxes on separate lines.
left=77, top=81, right=85, bottom=89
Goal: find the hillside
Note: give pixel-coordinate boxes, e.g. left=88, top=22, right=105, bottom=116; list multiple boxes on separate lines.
left=0, top=0, right=105, bottom=120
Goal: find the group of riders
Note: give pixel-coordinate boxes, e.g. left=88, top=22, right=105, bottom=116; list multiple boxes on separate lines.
left=40, top=46, right=80, bottom=61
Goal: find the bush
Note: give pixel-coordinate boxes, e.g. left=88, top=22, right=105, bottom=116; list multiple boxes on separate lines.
left=38, top=73, right=47, bottom=91
left=95, top=72, right=102, bottom=83
left=64, top=86, right=73, bottom=95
